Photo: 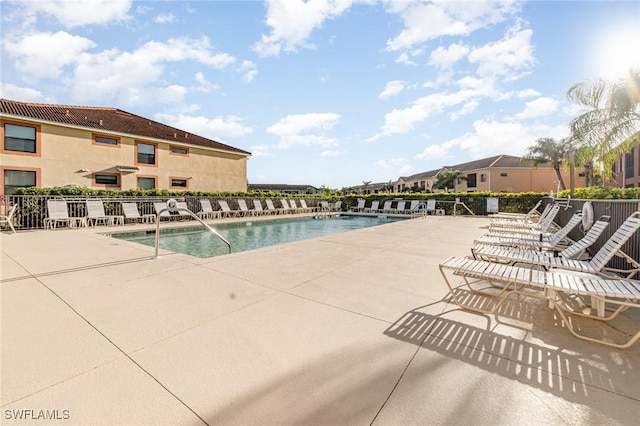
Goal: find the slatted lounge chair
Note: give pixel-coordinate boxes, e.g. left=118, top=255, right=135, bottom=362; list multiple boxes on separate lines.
left=488, top=204, right=561, bottom=233
left=265, top=199, right=281, bottom=215
left=380, top=201, right=393, bottom=214
left=425, top=199, right=436, bottom=214
left=438, top=256, right=640, bottom=349
left=488, top=202, right=552, bottom=227
left=350, top=199, right=366, bottom=212
left=175, top=202, right=192, bottom=220
left=332, top=201, right=342, bottom=212
left=319, top=201, right=331, bottom=212
left=153, top=202, right=173, bottom=221
left=300, top=199, right=315, bottom=213
left=122, top=202, right=155, bottom=224
left=237, top=199, right=254, bottom=216
left=364, top=200, right=380, bottom=213
left=392, top=201, right=406, bottom=213
left=197, top=199, right=219, bottom=220
left=280, top=199, right=294, bottom=214
left=408, top=200, right=420, bottom=212
left=470, top=211, right=640, bottom=278
left=474, top=215, right=610, bottom=254
left=44, top=199, right=84, bottom=229
left=86, top=199, right=123, bottom=226
left=218, top=200, right=239, bottom=218
left=489, top=200, right=543, bottom=221
left=288, top=199, right=304, bottom=214
left=481, top=211, right=583, bottom=245
left=252, top=199, right=267, bottom=216
left=0, top=204, right=18, bottom=233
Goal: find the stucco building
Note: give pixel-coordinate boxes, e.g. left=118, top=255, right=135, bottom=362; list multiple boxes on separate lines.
left=1, top=99, right=251, bottom=195
left=613, top=141, right=640, bottom=188
left=395, top=154, right=585, bottom=193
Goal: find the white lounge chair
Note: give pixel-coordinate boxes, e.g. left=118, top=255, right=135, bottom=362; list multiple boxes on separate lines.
left=351, top=199, right=365, bottom=212
left=0, top=204, right=18, bottom=233
left=153, top=202, right=173, bottom=221
left=280, top=199, right=294, bottom=214
left=425, top=199, right=436, bottom=214
left=44, top=199, right=79, bottom=229
left=86, top=199, right=124, bottom=226
left=471, top=211, right=640, bottom=279
left=481, top=211, right=583, bottom=245
left=473, top=215, right=610, bottom=254
left=175, top=201, right=192, bottom=220
left=288, top=199, right=303, bottom=214
left=332, top=201, right=342, bottom=212
left=488, top=204, right=561, bottom=234
left=490, top=200, right=543, bottom=221
left=218, top=200, right=239, bottom=218
left=252, top=199, right=267, bottom=216
left=265, top=199, right=281, bottom=215
left=364, top=200, right=379, bottom=213
left=439, top=256, right=640, bottom=349
left=380, top=201, right=393, bottom=214
left=300, top=199, right=315, bottom=213
left=197, top=199, right=219, bottom=220
left=237, top=199, right=254, bottom=216
left=392, top=201, right=406, bottom=213
left=122, top=202, right=155, bottom=224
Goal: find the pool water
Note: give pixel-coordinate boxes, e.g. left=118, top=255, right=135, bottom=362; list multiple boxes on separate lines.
left=107, top=215, right=406, bottom=258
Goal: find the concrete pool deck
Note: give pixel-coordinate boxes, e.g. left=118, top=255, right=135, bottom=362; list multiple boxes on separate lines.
left=1, top=215, right=639, bottom=425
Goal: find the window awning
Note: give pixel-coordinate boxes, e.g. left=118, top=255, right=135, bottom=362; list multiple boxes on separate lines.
left=117, top=165, right=140, bottom=172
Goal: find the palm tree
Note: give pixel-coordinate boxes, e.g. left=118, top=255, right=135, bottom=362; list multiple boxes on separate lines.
left=567, top=68, right=640, bottom=181
left=523, top=137, right=568, bottom=190
left=432, top=169, right=462, bottom=192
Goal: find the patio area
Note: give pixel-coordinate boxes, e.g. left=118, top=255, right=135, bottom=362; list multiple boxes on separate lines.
left=1, top=215, right=639, bottom=425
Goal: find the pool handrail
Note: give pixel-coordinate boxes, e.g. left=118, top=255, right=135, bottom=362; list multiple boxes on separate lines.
left=154, top=202, right=231, bottom=258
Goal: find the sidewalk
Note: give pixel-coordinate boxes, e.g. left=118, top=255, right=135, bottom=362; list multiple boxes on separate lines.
left=1, top=216, right=639, bottom=425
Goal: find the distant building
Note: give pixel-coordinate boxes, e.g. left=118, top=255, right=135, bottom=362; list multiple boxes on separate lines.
left=248, top=183, right=320, bottom=195
left=392, top=154, right=585, bottom=193
left=613, top=141, right=640, bottom=188
left=0, top=99, right=251, bottom=195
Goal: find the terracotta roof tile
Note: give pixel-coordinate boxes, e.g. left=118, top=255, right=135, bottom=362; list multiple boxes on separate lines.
left=0, top=98, right=251, bottom=156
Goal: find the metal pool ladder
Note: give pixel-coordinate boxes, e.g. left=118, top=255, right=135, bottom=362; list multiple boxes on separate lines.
left=154, top=199, right=231, bottom=258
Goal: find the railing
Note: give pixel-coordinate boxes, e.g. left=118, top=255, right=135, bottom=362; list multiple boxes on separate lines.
left=154, top=200, right=230, bottom=258
left=0, top=195, right=323, bottom=230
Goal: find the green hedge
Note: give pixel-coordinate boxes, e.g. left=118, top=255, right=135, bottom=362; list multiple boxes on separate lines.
left=559, top=187, right=640, bottom=199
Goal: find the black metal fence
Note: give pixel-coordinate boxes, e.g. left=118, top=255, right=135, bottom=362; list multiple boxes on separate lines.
left=542, top=197, right=640, bottom=273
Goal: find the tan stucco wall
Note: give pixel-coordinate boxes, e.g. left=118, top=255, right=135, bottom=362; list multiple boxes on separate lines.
left=455, top=168, right=586, bottom=193
left=1, top=119, right=248, bottom=193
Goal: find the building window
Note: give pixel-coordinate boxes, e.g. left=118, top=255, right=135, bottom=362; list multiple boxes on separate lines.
left=625, top=151, right=635, bottom=177
left=3, top=122, right=38, bottom=154
left=467, top=173, right=477, bottom=188
left=136, top=142, right=157, bottom=165
left=93, top=134, right=119, bottom=147
left=170, top=146, right=189, bottom=156
left=93, top=173, right=120, bottom=188
left=500, top=172, right=508, bottom=177
left=137, top=176, right=156, bottom=189
left=3, top=169, right=37, bottom=195
left=480, top=173, right=486, bottom=182
left=170, top=177, right=188, bottom=189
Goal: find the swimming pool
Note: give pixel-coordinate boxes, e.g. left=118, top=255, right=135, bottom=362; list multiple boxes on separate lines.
left=107, top=215, right=406, bottom=258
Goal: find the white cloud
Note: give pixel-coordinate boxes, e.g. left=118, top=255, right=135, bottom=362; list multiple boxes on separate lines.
left=429, top=43, right=470, bottom=69
left=515, top=97, right=559, bottom=119
left=19, top=0, right=132, bottom=28
left=4, top=31, right=96, bottom=79
left=0, top=82, right=55, bottom=103
left=249, top=145, right=272, bottom=158
left=468, top=24, right=535, bottom=78
left=239, top=60, right=258, bottom=82
left=156, top=113, right=254, bottom=141
left=368, top=89, right=477, bottom=141
left=267, top=112, right=341, bottom=149
left=155, top=13, right=176, bottom=24
left=385, top=1, right=519, bottom=52
left=379, top=80, right=406, bottom=100
left=321, top=149, right=342, bottom=157
left=253, top=0, right=354, bottom=57
left=194, top=72, right=220, bottom=93
left=419, top=118, right=570, bottom=160
left=69, top=37, right=236, bottom=104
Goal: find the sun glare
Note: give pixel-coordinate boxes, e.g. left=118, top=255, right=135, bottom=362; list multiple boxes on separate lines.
left=593, top=26, right=640, bottom=81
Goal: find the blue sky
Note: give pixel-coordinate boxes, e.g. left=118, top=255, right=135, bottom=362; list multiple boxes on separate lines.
left=1, top=0, right=639, bottom=189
